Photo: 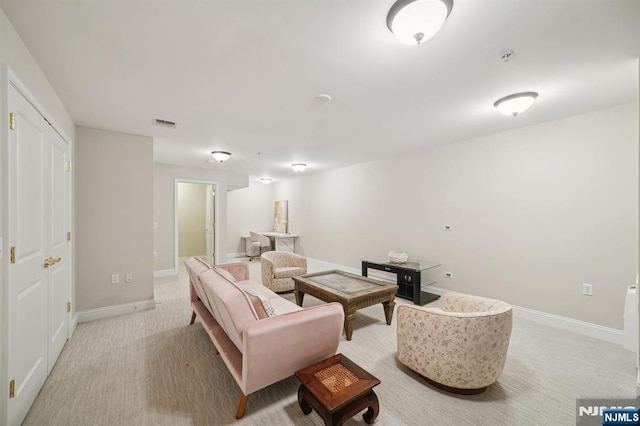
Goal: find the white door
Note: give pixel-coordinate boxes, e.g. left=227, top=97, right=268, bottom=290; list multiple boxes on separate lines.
left=47, top=125, right=70, bottom=373
left=7, top=85, right=49, bottom=425
left=7, top=84, right=70, bottom=424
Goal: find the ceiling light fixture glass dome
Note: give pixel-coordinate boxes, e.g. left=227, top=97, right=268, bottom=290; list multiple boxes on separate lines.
left=291, top=163, right=307, bottom=172
left=387, top=0, right=453, bottom=45
left=259, top=177, right=272, bottom=184
left=211, top=151, right=231, bottom=162
left=493, top=92, right=539, bottom=117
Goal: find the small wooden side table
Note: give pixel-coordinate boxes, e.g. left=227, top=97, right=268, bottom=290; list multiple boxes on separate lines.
left=295, top=353, right=380, bottom=426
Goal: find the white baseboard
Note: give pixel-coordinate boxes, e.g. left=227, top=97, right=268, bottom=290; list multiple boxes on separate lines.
left=512, top=305, right=624, bottom=345
left=306, top=257, right=625, bottom=346
left=227, top=252, right=246, bottom=259
left=69, top=313, right=78, bottom=337
left=154, top=269, right=176, bottom=278
left=77, top=299, right=156, bottom=323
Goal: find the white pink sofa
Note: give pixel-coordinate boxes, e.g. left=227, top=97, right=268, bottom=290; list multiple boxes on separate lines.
left=184, top=257, right=344, bottom=419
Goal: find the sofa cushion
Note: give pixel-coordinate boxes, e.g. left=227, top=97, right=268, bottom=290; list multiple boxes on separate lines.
left=184, top=258, right=215, bottom=314
left=237, top=280, right=302, bottom=316
left=269, top=296, right=303, bottom=315
left=273, top=266, right=306, bottom=279
left=213, top=266, right=238, bottom=283
left=198, top=269, right=259, bottom=351
left=238, top=282, right=275, bottom=318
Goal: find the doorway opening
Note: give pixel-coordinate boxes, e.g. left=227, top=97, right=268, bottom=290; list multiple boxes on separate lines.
left=174, top=180, right=218, bottom=269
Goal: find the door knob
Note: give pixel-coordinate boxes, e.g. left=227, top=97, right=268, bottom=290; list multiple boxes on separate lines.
left=44, top=257, right=62, bottom=268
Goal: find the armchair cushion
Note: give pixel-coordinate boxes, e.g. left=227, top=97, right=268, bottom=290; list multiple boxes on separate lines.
left=274, top=266, right=307, bottom=279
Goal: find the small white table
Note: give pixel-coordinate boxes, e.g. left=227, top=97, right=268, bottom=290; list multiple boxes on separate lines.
left=241, top=232, right=299, bottom=254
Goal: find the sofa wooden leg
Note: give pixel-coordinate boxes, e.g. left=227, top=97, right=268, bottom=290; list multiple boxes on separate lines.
left=190, top=311, right=196, bottom=325
left=235, top=392, right=249, bottom=419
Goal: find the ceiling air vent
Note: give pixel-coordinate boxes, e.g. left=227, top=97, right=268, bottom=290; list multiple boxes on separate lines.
left=153, top=118, right=177, bottom=128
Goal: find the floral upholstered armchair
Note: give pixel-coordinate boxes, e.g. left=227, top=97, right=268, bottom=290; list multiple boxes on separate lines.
left=260, top=251, right=307, bottom=292
left=397, top=292, right=512, bottom=394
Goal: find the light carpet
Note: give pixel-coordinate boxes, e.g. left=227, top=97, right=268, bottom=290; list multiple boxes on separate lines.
left=24, top=258, right=637, bottom=425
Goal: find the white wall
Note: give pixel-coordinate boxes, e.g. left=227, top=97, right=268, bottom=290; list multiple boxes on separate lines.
left=76, top=126, right=154, bottom=311
left=0, top=6, right=76, bottom=419
left=275, top=103, right=639, bottom=330
left=227, top=179, right=275, bottom=255
left=0, top=8, right=74, bottom=139
left=153, top=164, right=248, bottom=270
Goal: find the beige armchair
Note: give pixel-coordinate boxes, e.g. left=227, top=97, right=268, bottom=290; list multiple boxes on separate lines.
left=397, top=292, right=512, bottom=394
left=260, top=251, right=307, bottom=293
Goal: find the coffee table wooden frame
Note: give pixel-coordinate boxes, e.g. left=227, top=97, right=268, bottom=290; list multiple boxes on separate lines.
left=295, top=353, right=380, bottom=425
left=293, top=270, right=397, bottom=341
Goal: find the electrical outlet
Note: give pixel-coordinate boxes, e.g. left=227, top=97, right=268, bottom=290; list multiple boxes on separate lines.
left=582, top=283, right=593, bottom=296
left=444, top=271, right=453, bottom=279
left=443, top=225, right=452, bottom=231
left=125, top=273, right=134, bottom=283
left=111, top=274, right=120, bottom=284
left=153, top=251, right=158, bottom=258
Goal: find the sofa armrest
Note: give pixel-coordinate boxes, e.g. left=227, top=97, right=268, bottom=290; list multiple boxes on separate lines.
left=217, top=262, right=250, bottom=281
left=241, top=302, right=344, bottom=395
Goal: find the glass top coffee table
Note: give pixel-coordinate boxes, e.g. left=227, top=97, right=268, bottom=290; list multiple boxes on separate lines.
left=292, top=270, right=397, bottom=341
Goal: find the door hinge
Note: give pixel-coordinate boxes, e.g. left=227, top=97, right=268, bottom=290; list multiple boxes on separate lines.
left=10, top=247, right=16, bottom=264
left=66, top=161, right=72, bottom=171
left=9, top=112, right=15, bottom=130
left=67, top=232, right=71, bottom=242
left=9, top=380, right=15, bottom=398
left=67, top=302, right=71, bottom=313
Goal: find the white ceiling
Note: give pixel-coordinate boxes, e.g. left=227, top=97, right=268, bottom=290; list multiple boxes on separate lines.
left=1, top=0, right=639, bottom=182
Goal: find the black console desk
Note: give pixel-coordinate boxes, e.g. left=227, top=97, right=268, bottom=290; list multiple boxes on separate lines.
left=361, top=259, right=441, bottom=305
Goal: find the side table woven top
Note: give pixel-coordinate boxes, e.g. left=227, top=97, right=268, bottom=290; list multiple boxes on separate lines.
left=295, top=353, right=380, bottom=411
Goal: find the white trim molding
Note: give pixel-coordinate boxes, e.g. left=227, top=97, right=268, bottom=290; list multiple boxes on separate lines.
left=305, top=257, right=625, bottom=346
left=512, top=305, right=623, bottom=346
left=77, top=299, right=156, bottom=323
left=226, top=252, right=247, bottom=259
left=154, top=269, right=177, bottom=278
left=69, top=314, right=78, bottom=337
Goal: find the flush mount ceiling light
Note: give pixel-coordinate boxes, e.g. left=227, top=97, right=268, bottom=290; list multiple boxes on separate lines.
left=314, top=94, right=332, bottom=104
left=259, top=177, right=272, bottom=184
left=211, top=151, right=231, bottom=162
left=387, top=0, right=453, bottom=45
left=493, top=92, right=539, bottom=117
left=291, top=163, right=307, bottom=172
